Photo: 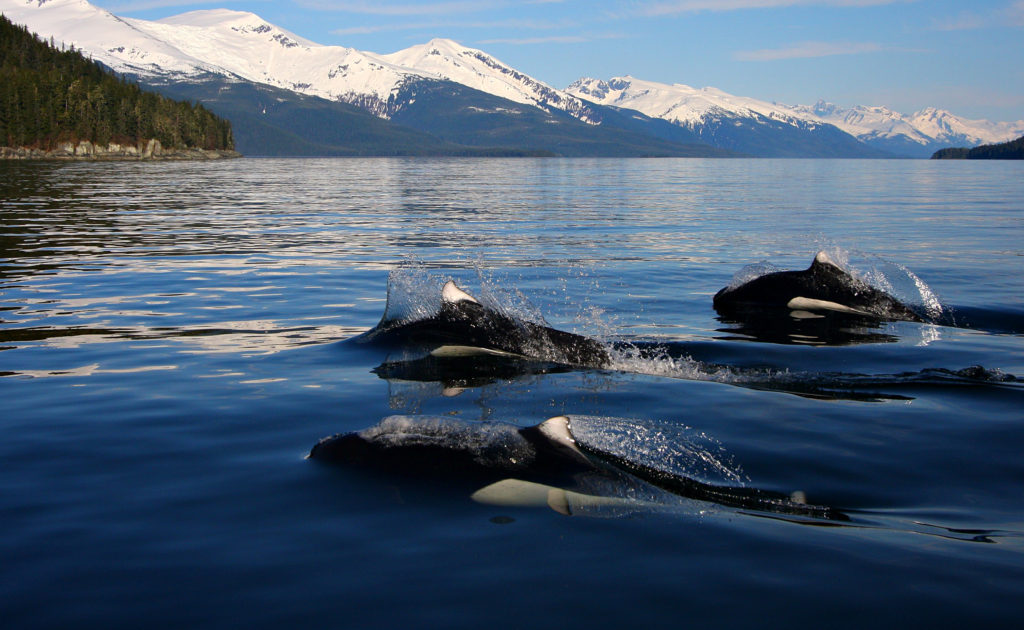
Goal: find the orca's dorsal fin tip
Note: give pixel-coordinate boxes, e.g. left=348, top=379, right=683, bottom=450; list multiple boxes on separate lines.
left=810, top=250, right=845, bottom=273
left=538, top=416, right=579, bottom=452
left=441, top=280, right=479, bottom=305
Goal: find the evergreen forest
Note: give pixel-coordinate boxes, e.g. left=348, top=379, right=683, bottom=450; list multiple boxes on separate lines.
left=931, top=134, right=1024, bottom=160
left=0, top=14, right=233, bottom=151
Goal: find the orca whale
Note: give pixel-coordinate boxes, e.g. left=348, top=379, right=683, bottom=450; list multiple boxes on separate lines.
left=350, top=280, right=612, bottom=368
left=309, top=414, right=846, bottom=521
left=713, top=251, right=924, bottom=322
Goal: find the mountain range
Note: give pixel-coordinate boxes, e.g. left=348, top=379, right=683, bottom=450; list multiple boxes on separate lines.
left=4, top=0, right=1022, bottom=158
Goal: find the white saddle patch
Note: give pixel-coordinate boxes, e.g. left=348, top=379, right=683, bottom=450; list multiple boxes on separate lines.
left=538, top=416, right=581, bottom=453
left=814, top=250, right=838, bottom=267
left=441, top=280, right=479, bottom=304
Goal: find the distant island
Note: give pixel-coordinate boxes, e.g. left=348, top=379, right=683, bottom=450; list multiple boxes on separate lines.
left=931, top=135, right=1024, bottom=160
left=0, top=14, right=238, bottom=160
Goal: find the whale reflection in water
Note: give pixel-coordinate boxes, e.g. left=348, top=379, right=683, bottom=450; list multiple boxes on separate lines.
left=309, top=414, right=847, bottom=521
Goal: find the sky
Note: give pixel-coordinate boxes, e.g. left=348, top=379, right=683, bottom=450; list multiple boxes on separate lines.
left=90, top=0, right=1024, bottom=121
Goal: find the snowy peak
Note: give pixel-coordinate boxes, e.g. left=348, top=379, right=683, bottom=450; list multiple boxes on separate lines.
left=783, top=100, right=932, bottom=144
left=154, top=9, right=318, bottom=49
left=2, top=0, right=591, bottom=121
left=905, top=107, right=1020, bottom=146
left=1, top=0, right=216, bottom=77
left=121, top=6, right=433, bottom=108
left=568, top=76, right=812, bottom=128
left=569, top=76, right=1024, bottom=154
left=785, top=101, right=1024, bottom=147
left=0, top=0, right=432, bottom=116
left=383, top=39, right=599, bottom=123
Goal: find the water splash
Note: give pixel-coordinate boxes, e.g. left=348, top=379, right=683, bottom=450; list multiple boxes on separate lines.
left=372, top=261, right=1019, bottom=399
left=380, top=262, right=445, bottom=324
left=724, top=260, right=783, bottom=291
left=814, top=244, right=947, bottom=321
left=567, top=415, right=746, bottom=486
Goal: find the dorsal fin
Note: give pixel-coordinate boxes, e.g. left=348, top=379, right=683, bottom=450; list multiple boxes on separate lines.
left=538, top=416, right=579, bottom=452
left=812, top=251, right=840, bottom=269
left=809, top=251, right=848, bottom=276
left=441, top=280, right=479, bottom=305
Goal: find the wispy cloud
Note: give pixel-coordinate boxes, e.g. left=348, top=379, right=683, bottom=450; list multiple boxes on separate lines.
left=930, top=11, right=988, bottom=31
left=298, top=1, right=561, bottom=15
left=105, top=0, right=265, bottom=13
left=297, top=1, right=494, bottom=15
left=930, top=1, right=1024, bottom=31
left=478, top=33, right=624, bottom=45
left=734, top=40, right=886, bottom=61
left=1010, top=0, right=1024, bottom=26
left=330, top=17, right=576, bottom=36
left=638, top=0, right=907, bottom=16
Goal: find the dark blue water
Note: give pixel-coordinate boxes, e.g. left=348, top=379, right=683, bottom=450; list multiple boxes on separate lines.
left=2, top=158, right=1023, bottom=628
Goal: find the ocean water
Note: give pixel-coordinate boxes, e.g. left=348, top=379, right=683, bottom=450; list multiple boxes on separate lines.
left=2, top=157, right=1023, bottom=628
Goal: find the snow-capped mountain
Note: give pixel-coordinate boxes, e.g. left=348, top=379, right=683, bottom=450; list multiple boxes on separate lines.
left=4, top=0, right=1018, bottom=157
left=786, top=101, right=932, bottom=144
left=568, top=75, right=815, bottom=129
left=381, top=38, right=598, bottom=124
left=566, top=75, right=885, bottom=158
left=134, top=10, right=434, bottom=117
left=781, top=101, right=1024, bottom=156
left=1, top=0, right=217, bottom=77
left=1, top=0, right=594, bottom=123
left=2, top=0, right=727, bottom=156
left=567, top=76, right=1024, bottom=157
left=1, top=0, right=438, bottom=117
left=907, top=107, right=1024, bottom=147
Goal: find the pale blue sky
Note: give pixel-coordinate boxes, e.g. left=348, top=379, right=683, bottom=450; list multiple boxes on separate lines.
left=93, top=0, right=1024, bottom=121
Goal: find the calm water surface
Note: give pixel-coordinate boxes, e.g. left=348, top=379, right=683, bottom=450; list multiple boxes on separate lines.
left=2, top=158, right=1023, bottom=628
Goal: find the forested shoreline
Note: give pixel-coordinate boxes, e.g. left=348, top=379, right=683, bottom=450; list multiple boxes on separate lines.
left=931, top=134, right=1024, bottom=160
left=1, top=14, right=235, bottom=157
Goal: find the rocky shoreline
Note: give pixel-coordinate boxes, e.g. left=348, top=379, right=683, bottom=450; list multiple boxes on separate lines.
left=1, top=139, right=241, bottom=161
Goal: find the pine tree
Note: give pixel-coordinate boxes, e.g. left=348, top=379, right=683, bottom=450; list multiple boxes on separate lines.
left=1, top=14, right=234, bottom=152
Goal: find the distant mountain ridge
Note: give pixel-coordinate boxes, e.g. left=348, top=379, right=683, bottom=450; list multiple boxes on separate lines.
left=4, top=0, right=1021, bottom=157
left=566, top=76, right=889, bottom=158
left=0, top=0, right=729, bottom=157
left=567, top=77, right=1024, bottom=159
left=785, top=101, right=1024, bottom=158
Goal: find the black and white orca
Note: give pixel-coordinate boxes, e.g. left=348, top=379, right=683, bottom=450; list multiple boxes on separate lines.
left=351, top=280, right=611, bottom=368
left=309, top=414, right=846, bottom=520
left=713, top=251, right=923, bottom=322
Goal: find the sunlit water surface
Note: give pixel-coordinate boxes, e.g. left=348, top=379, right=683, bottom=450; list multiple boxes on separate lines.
left=2, top=158, right=1023, bottom=628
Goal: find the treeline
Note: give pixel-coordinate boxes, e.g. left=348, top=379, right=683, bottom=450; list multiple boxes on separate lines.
left=0, top=14, right=233, bottom=151
left=931, top=134, right=1024, bottom=160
